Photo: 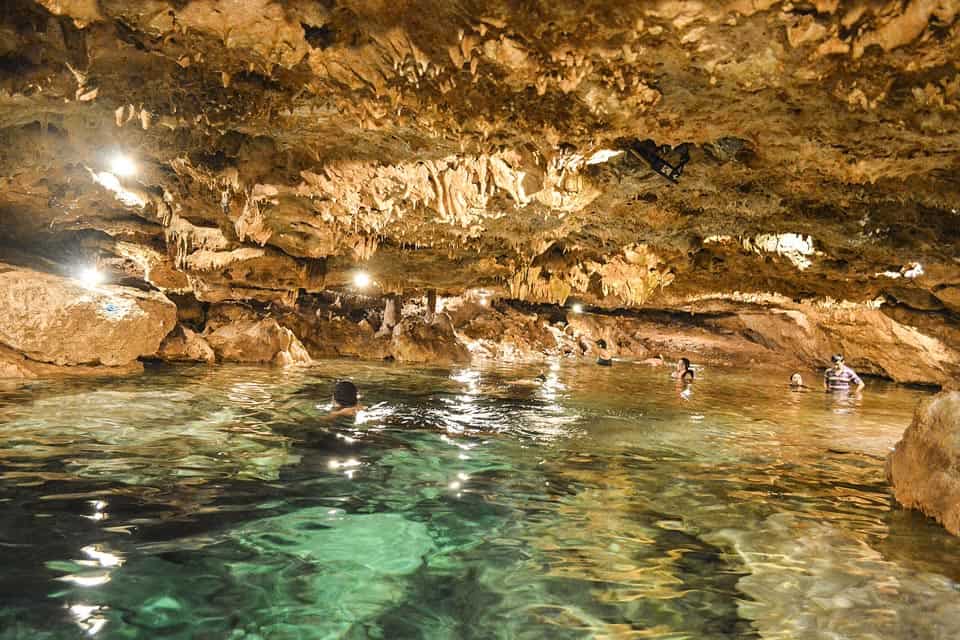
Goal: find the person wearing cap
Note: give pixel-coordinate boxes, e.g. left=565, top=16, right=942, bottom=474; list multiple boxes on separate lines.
left=824, top=354, right=864, bottom=391
left=329, top=380, right=363, bottom=418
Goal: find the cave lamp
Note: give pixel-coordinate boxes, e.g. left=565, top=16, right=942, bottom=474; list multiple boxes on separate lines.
left=109, top=153, right=136, bottom=178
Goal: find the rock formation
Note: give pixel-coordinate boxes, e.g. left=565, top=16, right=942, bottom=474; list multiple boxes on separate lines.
left=887, top=392, right=960, bottom=535
left=157, top=324, right=216, bottom=364
left=202, top=304, right=311, bottom=366
left=0, top=0, right=958, bottom=380
left=0, top=264, right=175, bottom=370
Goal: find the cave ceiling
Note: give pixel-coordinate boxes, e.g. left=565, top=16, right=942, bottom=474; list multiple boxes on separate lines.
left=1, top=0, right=959, bottom=312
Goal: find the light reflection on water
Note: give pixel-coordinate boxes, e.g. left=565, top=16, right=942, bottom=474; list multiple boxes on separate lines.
left=0, top=360, right=958, bottom=638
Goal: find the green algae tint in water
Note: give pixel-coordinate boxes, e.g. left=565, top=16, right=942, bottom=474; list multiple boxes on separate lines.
left=1, top=360, right=959, bottom=639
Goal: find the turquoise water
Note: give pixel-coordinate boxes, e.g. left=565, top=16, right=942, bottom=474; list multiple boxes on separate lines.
left=1, top=360, right=959, bottom=639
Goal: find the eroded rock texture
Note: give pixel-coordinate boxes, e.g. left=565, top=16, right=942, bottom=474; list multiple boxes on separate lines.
left=0, top=264, right=176, bottom=367
left=887, top=392, right=960, bottom=535
left=0, top=0, right=958, bottom=379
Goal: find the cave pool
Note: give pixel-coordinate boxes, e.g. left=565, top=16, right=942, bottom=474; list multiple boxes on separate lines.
left=1, top=359, right=958, bottom=639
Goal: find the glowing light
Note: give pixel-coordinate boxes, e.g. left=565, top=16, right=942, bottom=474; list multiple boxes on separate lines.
left=571, top=303, right=584, bottom=314
left=78, top=267, right=103, bottom=290
left=353, top=271, right=371, bottom=288
left=478, top=297, right=489, bottom=306
left=109, top=153, right=136, bottom=177
left=586, top=149, right=623, bottom=165
left=903, top=262, right=924, bottom=279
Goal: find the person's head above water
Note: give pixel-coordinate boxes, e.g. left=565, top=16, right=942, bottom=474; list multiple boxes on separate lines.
left=831, top=353, right=845, bottom=368
left=595, top=339, right=607, bottom=349
left=678, top=357, right=691, bottom=370
left=535, top=373, right=547, bottom=382
left=333, top=380, right=358, bottom=408
left=790, top=372, right=803, bottom=386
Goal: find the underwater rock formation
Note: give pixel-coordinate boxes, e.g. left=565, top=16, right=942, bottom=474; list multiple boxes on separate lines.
left=887, top=391, right=960, bottom=536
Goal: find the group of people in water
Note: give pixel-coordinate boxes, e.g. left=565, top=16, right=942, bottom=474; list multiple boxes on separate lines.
left=790, top=353, right=865, bottom=392
left=326, top=349, right=864, bottom=419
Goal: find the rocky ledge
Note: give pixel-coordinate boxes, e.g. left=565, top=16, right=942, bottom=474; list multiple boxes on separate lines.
left=888, top=392, right=960, bottom=535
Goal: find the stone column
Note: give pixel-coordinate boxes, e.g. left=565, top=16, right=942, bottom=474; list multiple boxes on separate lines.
left=425, top=289, right=437, bottom=324
left=376, top=294, right=399, bottom=337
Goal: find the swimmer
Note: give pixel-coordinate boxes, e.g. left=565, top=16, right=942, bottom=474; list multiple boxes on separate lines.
left=329, top=380, right=363, bottom=418
left=672, top=357, right=695, bottom=382
left=789, top=372, right=810, bottom=391
left=642, top=354, right=667, bottom=367
left=824, top=354, right=864, bottom=391
left=596, top=339, right=612, bottom=366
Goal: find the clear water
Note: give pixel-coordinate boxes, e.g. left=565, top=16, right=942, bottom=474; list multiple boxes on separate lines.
left=1, top=360, right=959, bottom=639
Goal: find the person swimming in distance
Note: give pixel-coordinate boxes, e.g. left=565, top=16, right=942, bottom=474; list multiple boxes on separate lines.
left=824, top=354, right=864, bottom=391
left=672, top=357, right=694, bottom=381
left=595, top=339, right=612, bottom=366
left=789, top=372, right=810, bottom=391
left=642, top=353, right=667, bottom=367
left=329, top=380, right=363, bottom=418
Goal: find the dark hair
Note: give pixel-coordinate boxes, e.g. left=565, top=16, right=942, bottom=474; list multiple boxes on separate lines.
left=333, top=380, right=358, bottom=407
left=680, top=357, right=691, bottom=369
left=831, top=353, right=844, bottom=363
left=535, top=373, right=547, bottom=381
left=596, top=339, right=607, bottom=349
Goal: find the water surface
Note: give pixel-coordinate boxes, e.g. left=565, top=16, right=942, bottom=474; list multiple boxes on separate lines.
left=1, top=360, right=957, bottom=639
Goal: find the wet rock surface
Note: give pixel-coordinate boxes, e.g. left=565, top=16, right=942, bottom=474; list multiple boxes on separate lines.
left=0, top=264, right=176, bottom=368
left=203, top=304, right=311, bottom=366
left=157, top=324, right=215, bottom=364
left=888, top=392, right=960, bottom=535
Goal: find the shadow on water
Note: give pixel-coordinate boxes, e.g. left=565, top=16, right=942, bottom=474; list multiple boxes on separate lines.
left=0, top=359, right=958, bottom=638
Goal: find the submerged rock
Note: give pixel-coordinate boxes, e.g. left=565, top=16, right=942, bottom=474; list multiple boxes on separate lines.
left=887, top=392, right=960, bottom=535
left=0, top=343, right=143, bottom=379
left=714, top=512, right=960, bottom=639
left=0, top=265, right=176, bottom=368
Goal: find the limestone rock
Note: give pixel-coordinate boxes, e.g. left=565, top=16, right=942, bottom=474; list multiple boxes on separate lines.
left=887, top=392, right=960, bottom=536
left=455, top=302, right=559, bottom=359
left=2, top=0, right=960, bottom=376
left=291, top=315, right=394, bottom=360
left=723, top=304, right=960, bottom=385
left=157, top=324, right=216, bottom=363
left=203, top=304, right=311, bottom=365
left=0, top=343, right=143, bottom=379
left=391, top=314, right=469, bottom=365
left=0, top=265, right=176, bottom=367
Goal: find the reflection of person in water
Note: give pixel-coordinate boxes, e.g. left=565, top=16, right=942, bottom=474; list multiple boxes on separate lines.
left=508, top=373, right=547, bottom=387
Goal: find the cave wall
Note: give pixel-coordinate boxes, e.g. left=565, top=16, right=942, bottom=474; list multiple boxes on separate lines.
left=0, top=0, right=958, bottom=382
